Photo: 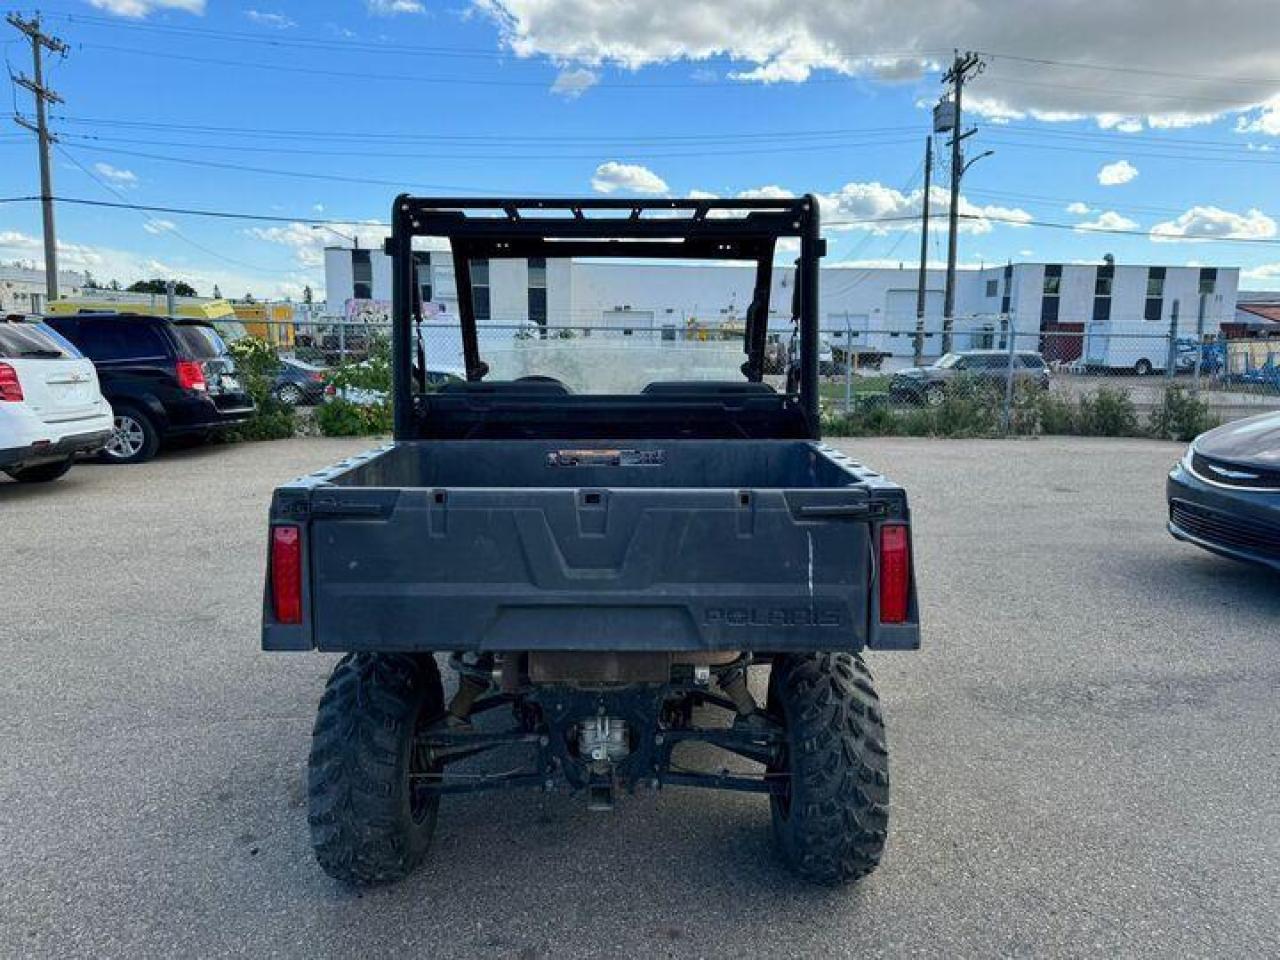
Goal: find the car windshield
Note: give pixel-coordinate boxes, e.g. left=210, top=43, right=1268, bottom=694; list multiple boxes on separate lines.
left=0, top=321, right=82, bottom=359
left=934, top=353, right=963, bottom=368
left=170, top=322, right=228, bottom=359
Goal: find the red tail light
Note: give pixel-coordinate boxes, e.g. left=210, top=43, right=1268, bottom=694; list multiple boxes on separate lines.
left=176, top=360, right=207, bottom=392
left=271, top=525, right=303, bottom=624
left=878, top=523, right=911, bottom=624
left=0, top=362, right=23, bottom=402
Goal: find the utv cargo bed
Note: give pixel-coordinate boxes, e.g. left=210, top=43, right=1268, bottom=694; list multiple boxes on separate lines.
left=264, top=439, right=916, bottom=654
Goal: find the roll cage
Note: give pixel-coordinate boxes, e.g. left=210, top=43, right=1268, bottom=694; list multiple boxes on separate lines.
left=386, top=195, right=824, bottom=440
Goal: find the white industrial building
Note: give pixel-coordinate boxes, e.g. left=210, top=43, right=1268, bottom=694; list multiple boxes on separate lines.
left=324, top=246, right=1239, bottom=363
left=0, top=263, right=86, bottom=314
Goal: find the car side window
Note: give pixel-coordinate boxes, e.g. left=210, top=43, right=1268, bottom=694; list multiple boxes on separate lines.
left=1019, top=355, right=1046, bottom=369
left=69, top=318, right=167, bottom=362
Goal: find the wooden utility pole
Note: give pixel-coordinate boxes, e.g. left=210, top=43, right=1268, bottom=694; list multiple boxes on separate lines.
left=8, top=13, right=68, bottom=303
left=940, top=50, right=984, bottom=353
left=913, top=136, right=933, bottom=366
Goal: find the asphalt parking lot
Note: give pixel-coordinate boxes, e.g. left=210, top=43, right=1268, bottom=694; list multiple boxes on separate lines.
left=2, top=436, right=1278, bottom=958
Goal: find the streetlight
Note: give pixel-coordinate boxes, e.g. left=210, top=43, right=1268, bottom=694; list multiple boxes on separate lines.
left=962, top=149, right=994, bottom=178
left=311, top=224, right=359, bottom=249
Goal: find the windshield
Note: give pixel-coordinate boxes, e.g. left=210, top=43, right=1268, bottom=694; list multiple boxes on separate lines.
left=934, top=353, right=963, bottom=368
left=0, top=321, right=83, bottom=360
left=170, top=322, right=229, bottom=359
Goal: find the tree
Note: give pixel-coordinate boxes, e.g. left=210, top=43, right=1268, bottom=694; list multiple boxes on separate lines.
left=303, top=285, right=313, bottom=305
left=107, top=279, right=121, bottom=291
left=212, top=284, right=222, bottom=299
left=126, top=279, right=198, bottom=297
left=83, top=271, right=100, bottom=290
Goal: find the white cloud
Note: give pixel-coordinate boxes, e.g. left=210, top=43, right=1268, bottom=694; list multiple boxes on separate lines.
left=1097, top=160, right=1138, bottom=186
left=476, top=1, right=1280, bottom=126
left=0, top=229, right=308, bottom=300
left=1074, top=210, right=1140, bottom=233
left=1097, top=114, right=1144, bottom=133
left=1150, top=205, right=1277, bottom=242
left=1241, top=262, right=1280, bottom=282
left=88, top=0, right=204, bottom=16
left=93, top=162, right=138, bottom=187
left=367, top=0, right=424, bottom=14
left=142, top=219, right=176, bottom=235
left=1066, top=201, right=1093, bottom=215
left=816, top=181, right=1032, bottom=235
left=245, top=10, right=296, bottom=29
left=590, top=161, right=669, bottom=195
left=244, top=221, right=391, bottom=269
left=1236, top=95, right=1280, bottom=136
left=550, top=68, right=599, bottom=98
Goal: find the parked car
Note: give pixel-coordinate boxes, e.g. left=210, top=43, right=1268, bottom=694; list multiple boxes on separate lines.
left=1167, top=410, right=1280, bottom=572
left=44, top=312, right=255, bottom=463
left=272, top=358, right=329, bottom=407
left=889, top=349, right=1051, bottom=405
left=0, top=316, right=113, bottom=482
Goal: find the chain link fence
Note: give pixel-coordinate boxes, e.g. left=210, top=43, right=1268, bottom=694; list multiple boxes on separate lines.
left=232, top=314, right=1280, bottom=431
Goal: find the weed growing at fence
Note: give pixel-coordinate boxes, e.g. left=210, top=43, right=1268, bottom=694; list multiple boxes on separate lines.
left=1148, top=386, right=1218, bottom=441
left=225, top=336, right=297, bottom=442
left=822, top=381, right=1217, bottom=441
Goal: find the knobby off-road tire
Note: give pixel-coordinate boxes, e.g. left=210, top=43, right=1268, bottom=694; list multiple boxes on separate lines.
left=767, top=652, right=890, bottom=885
left=308, top=653, right=445, bottom=885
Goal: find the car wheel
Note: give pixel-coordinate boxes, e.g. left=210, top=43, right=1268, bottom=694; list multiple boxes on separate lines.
left=3, top=458, right=73, bottom=483
left=1134, top=359, right=1154, bottom=376
left=923, top=384, right=945, bottom=407
left=100, top=406, right=160, bottom=464
left=275, top=382, right=304, bottom=407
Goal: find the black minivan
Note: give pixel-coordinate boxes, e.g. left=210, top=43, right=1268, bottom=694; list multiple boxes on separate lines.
left=45, top=312, right=255, bottom=463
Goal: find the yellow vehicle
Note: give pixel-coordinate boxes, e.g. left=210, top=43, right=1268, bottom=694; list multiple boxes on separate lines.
left=231, top=302, right=296, bottom=347
left=45, top=295, right=249, bottom=340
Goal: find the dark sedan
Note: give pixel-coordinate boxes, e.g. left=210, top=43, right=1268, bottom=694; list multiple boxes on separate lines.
left=272, top=358, right=329, bottom=406
left=1167, top=411, right=1280, bottom=572
left=889, top=349, right=1050, bottom=406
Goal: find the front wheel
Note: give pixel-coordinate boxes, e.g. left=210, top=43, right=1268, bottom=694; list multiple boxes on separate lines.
left=308, top=653, right=445, bottom=885
left=275, top=382, right=304, bottom=407
left=923, top=384, right=945, bottom=407
left=3, top=458, right=73, bottom=483
left=767, top=653, right=890, bottom=885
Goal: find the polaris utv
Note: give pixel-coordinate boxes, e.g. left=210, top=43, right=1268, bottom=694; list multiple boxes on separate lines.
left=262, top=195, right=920, bottom=885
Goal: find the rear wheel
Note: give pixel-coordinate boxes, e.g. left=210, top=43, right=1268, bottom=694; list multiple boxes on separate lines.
left=767, top=652, right=889, bottom=885
left=1134, top=358, right=1154, bottom=376
left=308, top=653, right=445, bottom=885
left=3, top=458, right=73, bottom=483
left=100, top=406, right=160, bottom=464
left=275, top=382, right=304, bottom=406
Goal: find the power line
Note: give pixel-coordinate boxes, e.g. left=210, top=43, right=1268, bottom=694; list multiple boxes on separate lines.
left=975, top=49, right=1280, bottom=88
left=52, top=129, right=922, bottom=163
left=56, top=143, right=305, bottom=276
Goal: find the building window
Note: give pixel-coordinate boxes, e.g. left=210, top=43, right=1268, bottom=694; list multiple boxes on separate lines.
left=1145, top=267, right=1165, bottom=322
left=1093, top=264, right=1113, bottom=323
left=1040, top=264, right=1061, bottom=326
left=1043, top=275, right=1061, bottom=296
left=1095, top=275, right=1112, bottom=296
left=1199, top=267, right=1217, bottom=296
left=528, top=256, right=547, bottom=327
left=351, top=249, right=372, bottom=300
left=1146, top=276, right=1164, bottom=297
left=985, top=279, right=998, bottom=297
left=470, top=258, right=490, bottom=322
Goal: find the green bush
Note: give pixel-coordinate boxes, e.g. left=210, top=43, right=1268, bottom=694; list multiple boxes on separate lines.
left=224, top=336, right=297, bottom=441
left=1074, top=386, right=1141, bottom=437
left=314, top=397, right=392, bottom=437
left=1148, top=385, right=1217, bottom=441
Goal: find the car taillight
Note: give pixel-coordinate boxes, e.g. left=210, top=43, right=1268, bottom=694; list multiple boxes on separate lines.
left=0, top=362, right=22, bottom=402
left=878, top=523, right=910, bottom=624
left=271, top=525, right=303, bottom=624
left=176, top=360, right=207, bottom=392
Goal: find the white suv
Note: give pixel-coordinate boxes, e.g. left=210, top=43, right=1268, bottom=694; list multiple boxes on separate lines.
left=0, top=317, right=114, bottom=483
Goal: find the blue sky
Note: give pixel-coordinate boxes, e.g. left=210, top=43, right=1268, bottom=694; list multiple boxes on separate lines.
left=3, top=0, right=1280, bottom=299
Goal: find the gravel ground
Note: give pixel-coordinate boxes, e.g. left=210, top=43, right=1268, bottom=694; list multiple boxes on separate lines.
left=1, top=436, right=1277, bottom=959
